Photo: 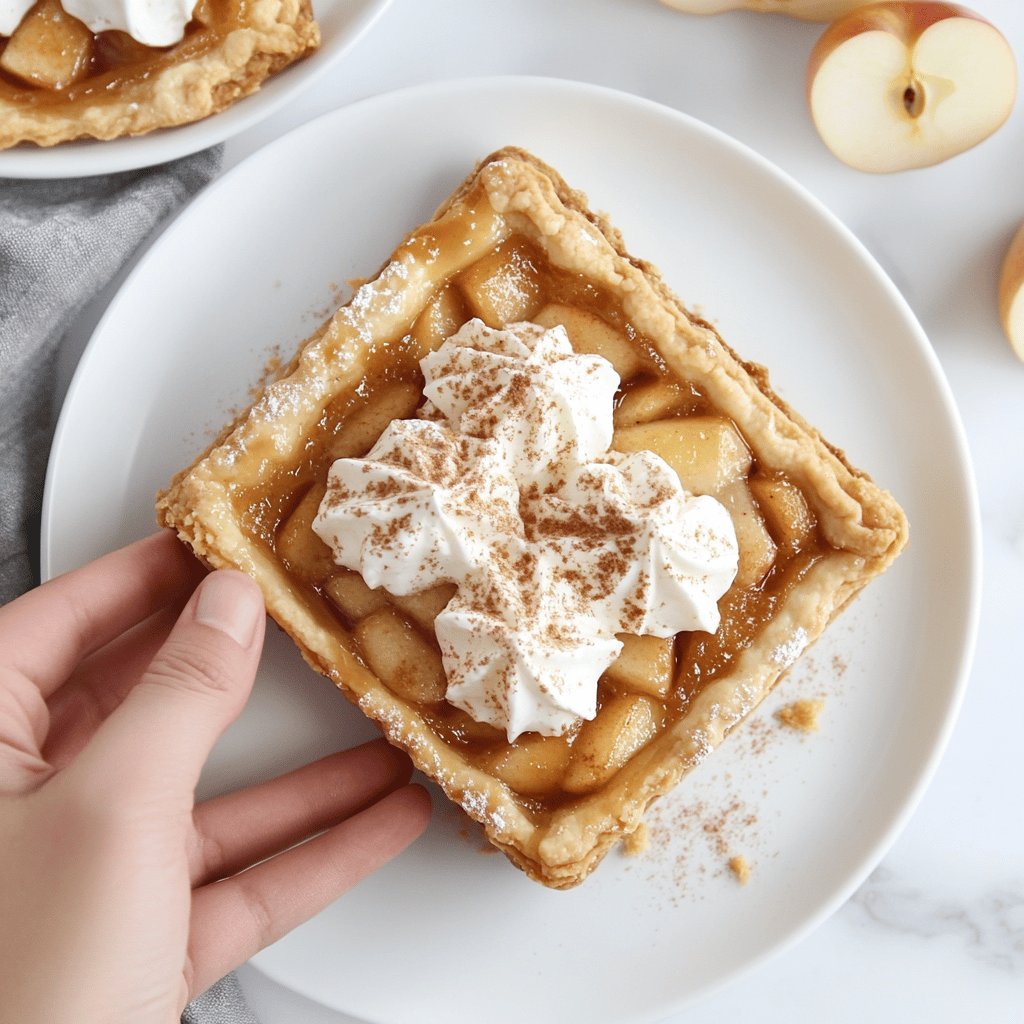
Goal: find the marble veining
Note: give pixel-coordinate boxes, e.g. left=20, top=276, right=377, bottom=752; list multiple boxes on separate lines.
left=847, top=866, right=1024, bottom=976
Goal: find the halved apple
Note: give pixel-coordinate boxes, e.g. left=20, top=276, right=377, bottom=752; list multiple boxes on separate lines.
left=807, top=2, right=1016, bottom=173
left=998, top=223, right=1024, bottom=362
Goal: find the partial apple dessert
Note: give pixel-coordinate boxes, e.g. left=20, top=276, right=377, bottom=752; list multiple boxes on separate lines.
left=157, top=147, right=908, bottom=888
left=0, top=0, right=319, bottom=148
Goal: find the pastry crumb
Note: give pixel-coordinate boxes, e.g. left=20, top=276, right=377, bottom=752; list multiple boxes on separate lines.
left=775, top=698, right=824, bottom=732
left=622, top=822, right=649, bottom=856
left=728, top=855, right=751, bottom=886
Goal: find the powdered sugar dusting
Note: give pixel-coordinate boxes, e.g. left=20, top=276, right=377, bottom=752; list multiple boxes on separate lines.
left=770, top=627, right=809, bottom=669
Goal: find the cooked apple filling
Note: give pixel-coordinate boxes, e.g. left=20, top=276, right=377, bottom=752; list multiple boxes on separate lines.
left=0, top=0, right=224, bottom=97
left=158, top=149, right=907, bottom=887
left=0, top=0, right=318, bottom=147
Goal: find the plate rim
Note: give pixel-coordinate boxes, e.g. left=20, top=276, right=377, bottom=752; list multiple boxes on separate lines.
left=41, top=75, right=983, bottom=1021
left=0, top=0, right=392, bottom=180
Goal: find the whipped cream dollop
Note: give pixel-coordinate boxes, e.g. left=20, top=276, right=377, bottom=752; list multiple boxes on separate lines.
left=0, top=0, right=199, bottom=46
left=64, top=0, right=198, bottom=45
left=314, top=320, right=739, bottom=741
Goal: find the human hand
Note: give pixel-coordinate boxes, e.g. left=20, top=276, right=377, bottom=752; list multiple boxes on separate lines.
left=0, top=532, right=431, bottom=1023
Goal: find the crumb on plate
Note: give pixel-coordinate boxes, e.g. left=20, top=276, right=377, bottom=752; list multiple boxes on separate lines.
left=775, top=698, right=824, bottom=733
left=622, top=822, right=649, bottom=856
left=728, top=854, right=751, bottom=886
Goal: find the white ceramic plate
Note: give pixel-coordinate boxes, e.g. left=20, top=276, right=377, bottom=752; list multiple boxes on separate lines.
left=41, top=78, right=980, bottom=1023
left=0, top=0, right=389, bottom=179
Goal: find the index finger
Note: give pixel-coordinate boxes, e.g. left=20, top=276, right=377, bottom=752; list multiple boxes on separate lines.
left=0, top=531, right=204, bottom=697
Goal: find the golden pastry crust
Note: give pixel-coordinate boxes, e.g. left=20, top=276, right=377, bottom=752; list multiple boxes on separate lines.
left=157, top=147, right=908, bottom=889
left=0, top=0, right=319, bottom=149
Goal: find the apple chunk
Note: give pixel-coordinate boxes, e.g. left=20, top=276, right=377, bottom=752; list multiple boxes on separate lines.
left=660, top=0, right=864, bottom=21
left=603, top=633, right=674, bottom=699
left=807, top=2, right=1016, bottom=173
left=534, top=303, right=649, bottom=382
left=612, top=415, right=751, bottom=495
left=999, top=223, right=1024, bottom=362
left=323, top=570, right=388, bottom=622
left=355, top=607, right=447, bottom=705
left=457, top=243, right=542, bottom=327
left=327, top=381, right=421, bottom=460
left=482, top=734, right=572, bottom=796
left=0, top=0, right=93, bottom=89
left=410, top=285, right=470, bottom=360
left=563, top=694, right=664, bottom=795
left=277, top=484, right=335, bottom=584
left=613, top=377, right=697, bottom=427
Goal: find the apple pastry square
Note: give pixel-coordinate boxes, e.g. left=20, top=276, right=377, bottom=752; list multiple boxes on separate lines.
left=157, top=147, right=907, bottom=889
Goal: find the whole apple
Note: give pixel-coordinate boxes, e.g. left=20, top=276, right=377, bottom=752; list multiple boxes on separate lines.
left=660, top=0, right=865, bottom=20
left=807, top=2, right=1017, bottom=173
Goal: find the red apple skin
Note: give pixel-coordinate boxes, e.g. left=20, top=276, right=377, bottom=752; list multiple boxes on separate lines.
left=806, top=2, right=1000, bottom=100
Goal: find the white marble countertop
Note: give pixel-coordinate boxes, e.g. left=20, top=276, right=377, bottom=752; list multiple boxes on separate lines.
left=57, top=0, right=1024, bottom=1019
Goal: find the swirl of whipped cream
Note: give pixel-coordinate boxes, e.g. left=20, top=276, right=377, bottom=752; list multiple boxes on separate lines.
left=315, top=319, right=739, bottom=741
left=58, top=0, right=198, bottom=46
left=531, top=449, right=738, bottom=636
left=421, top=319, right=619, bottom=489
left=437, top=596, right=619, bottom=739
left=313, top=418, right=521, bottom=594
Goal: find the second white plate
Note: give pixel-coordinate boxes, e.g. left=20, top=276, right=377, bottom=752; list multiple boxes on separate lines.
left=42, top=78, right=979, bottom=1023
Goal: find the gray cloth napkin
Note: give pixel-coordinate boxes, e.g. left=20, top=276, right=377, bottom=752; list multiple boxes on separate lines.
left=0, top=148, right=221, bottom=603
left=181, top=973, right=261, bottom=1024
left=0, top=148, right=262, bottom=1022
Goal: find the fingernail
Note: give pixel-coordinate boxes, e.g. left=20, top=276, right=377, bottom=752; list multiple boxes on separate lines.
left=195, top=572, right=264, bottom=647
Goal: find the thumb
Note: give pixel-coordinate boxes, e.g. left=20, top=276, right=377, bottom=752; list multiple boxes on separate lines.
left=74, top=570, right=266, bottom=806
